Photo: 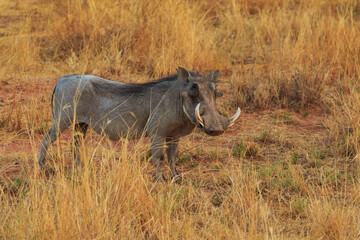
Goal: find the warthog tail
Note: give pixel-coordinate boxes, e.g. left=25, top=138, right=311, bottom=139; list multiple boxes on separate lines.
left=50, top=84, right=56, bottom=117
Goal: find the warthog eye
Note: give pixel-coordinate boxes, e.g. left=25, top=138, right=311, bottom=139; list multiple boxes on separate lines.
left=216, top=91, right=223, bottom=98
left=190, top=83, right=199, bottom=96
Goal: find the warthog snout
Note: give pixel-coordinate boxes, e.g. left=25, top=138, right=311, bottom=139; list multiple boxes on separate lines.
left=205, top=123, right=227, bottom=136
left=195, top=103, right=241, bottom=136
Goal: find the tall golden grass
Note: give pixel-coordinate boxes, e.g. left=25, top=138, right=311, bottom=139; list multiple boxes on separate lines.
left=1, top=0, right=360, bottom=238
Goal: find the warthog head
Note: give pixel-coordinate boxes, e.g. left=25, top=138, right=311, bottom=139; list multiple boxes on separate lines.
left=179, top=67, right=241, bottom=136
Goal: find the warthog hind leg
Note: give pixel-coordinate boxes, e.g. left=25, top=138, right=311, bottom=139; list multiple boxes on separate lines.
left=73, top=122, right=89, bottom=166
left=38, top=118, right=70, bottom=168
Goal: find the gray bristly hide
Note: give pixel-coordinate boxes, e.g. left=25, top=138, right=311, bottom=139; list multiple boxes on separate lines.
left=38, top=67, right=241, bottom=181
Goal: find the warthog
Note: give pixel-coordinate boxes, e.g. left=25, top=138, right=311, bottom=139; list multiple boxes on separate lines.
left=38, top=67, right=241, bottom=180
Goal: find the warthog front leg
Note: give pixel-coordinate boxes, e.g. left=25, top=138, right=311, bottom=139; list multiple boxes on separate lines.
left=166, top=137, right=180, bottom=179
left=150, top=136, right=166, bottom=181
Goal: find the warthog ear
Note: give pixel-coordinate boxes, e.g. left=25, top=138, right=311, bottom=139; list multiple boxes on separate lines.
left=177, top=67, right=190, bottom=82
left=208, top=70, right=220, bottom=82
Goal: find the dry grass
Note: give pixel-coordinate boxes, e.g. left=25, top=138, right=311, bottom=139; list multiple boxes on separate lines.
left=1, top=0, right=360, bottom=239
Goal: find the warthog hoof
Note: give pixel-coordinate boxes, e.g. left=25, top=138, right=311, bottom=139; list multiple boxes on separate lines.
left=156, top=174, right=167, bottom=182
left=39, top=161, right=45, bottom=170
left=171, top=174, right=183, bottom=183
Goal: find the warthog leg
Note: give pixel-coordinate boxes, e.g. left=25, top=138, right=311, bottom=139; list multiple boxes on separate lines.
left=38, top=118, right=70, bottom=168
left=150, top=136, right=167, bottom=181
left=166, top=137, right=180, bottom=179
left=73, top=123, right=88, bottom=166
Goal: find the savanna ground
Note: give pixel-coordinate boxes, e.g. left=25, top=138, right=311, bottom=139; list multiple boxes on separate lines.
left=1, top=0, right=360, bottom=239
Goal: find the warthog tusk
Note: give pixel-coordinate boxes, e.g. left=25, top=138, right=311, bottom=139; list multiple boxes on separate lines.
left=229, top=107, right=241, bottom=127
left=195, top=103, right=204, bottom=127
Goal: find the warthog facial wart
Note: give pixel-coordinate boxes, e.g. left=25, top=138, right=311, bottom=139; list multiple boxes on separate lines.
left=38, top=67, right=241, bottom=181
